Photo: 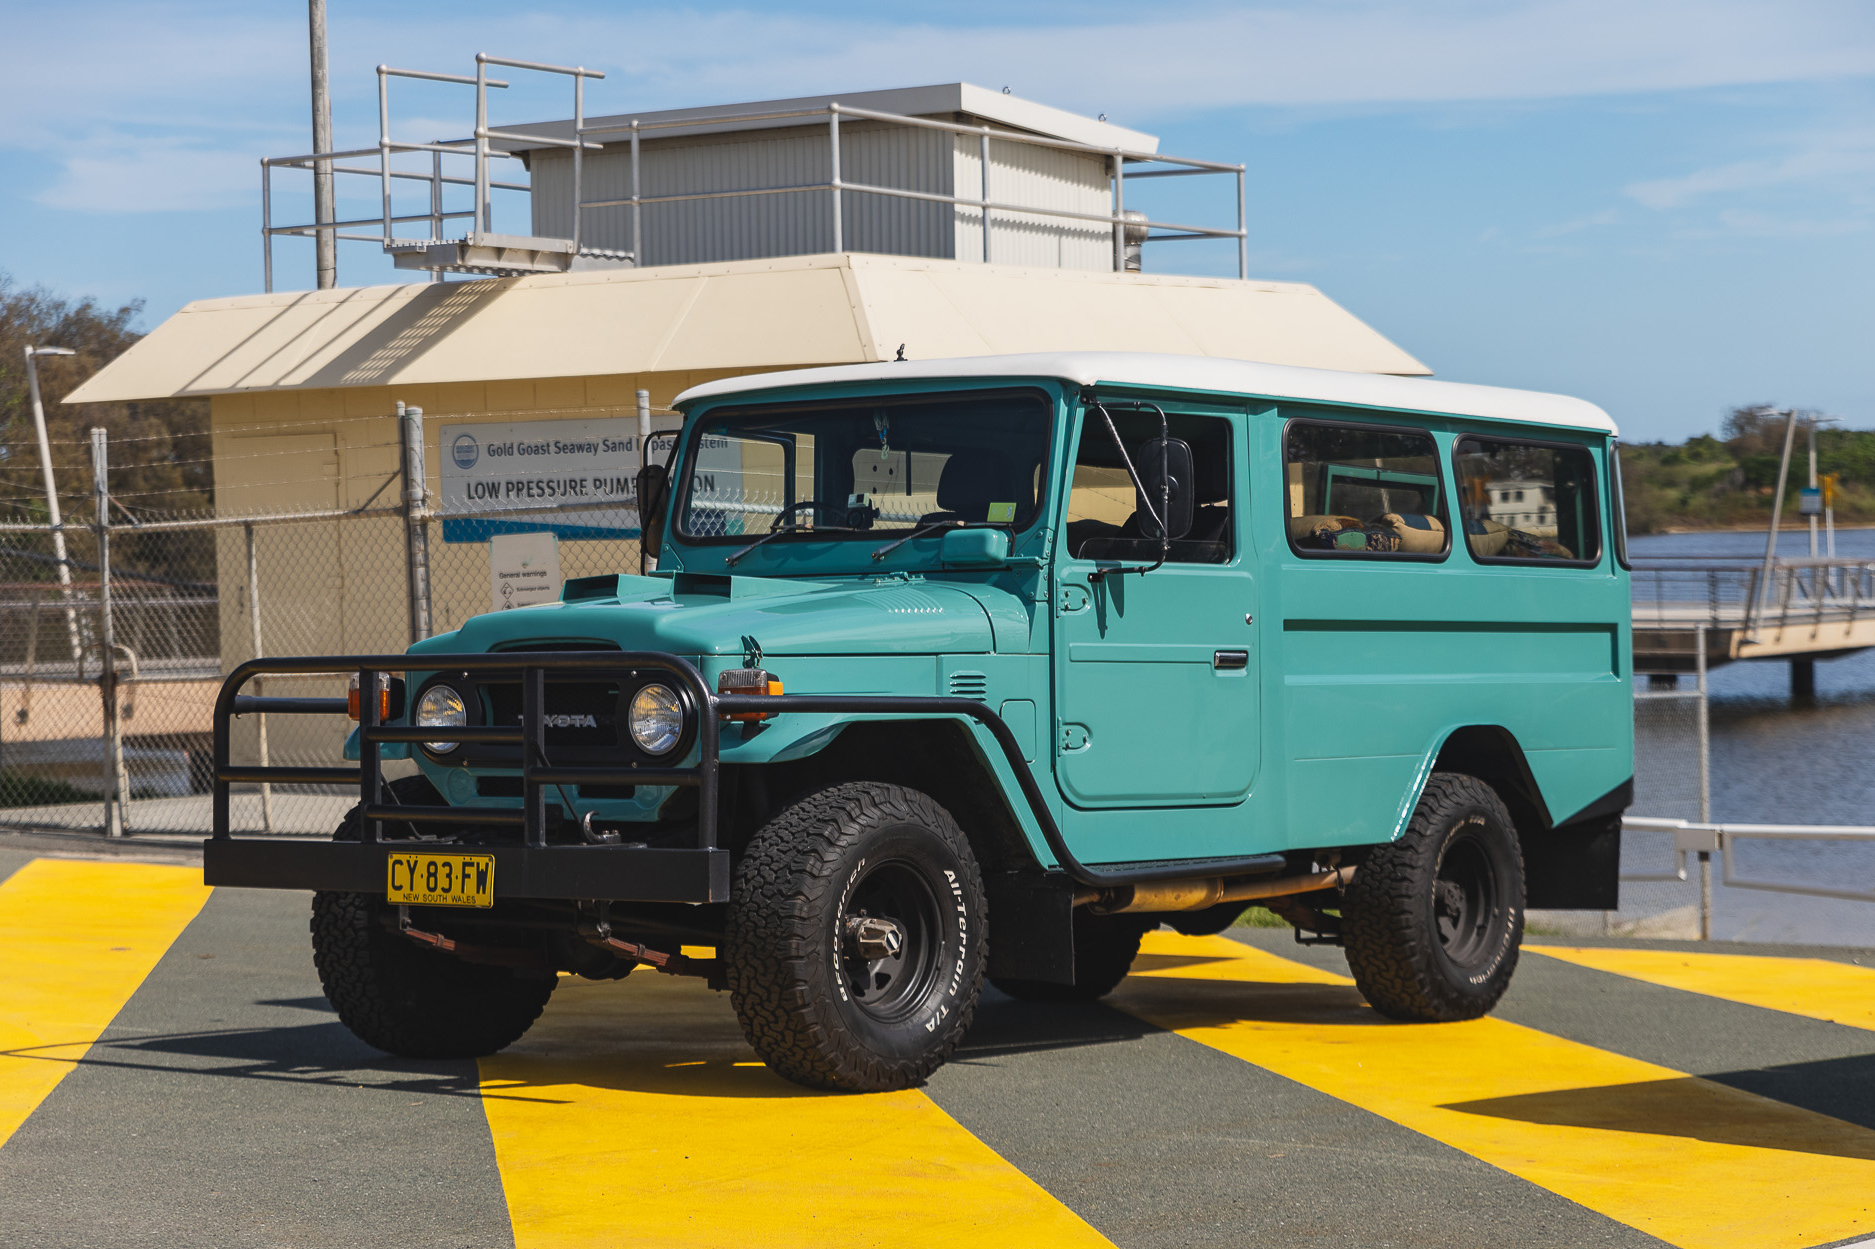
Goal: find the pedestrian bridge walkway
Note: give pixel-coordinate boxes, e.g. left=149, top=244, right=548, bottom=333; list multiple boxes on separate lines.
left=1632, top=555, right=1875, bottom=679
left=2, top=850, right=1872, bottom=1247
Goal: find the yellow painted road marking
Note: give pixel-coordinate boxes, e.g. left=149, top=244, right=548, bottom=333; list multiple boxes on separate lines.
left=479, top=972, right=1112, bottom=1249
left=0, top=858, right=212, bottom=1149
left=1113, top=932, right=1875, bottom=1249
left=1529, top=944, right=1875, bottom=1031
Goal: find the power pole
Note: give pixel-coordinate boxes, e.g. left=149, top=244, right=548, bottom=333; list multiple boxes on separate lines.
left=309, top=0, right=336, bottom=289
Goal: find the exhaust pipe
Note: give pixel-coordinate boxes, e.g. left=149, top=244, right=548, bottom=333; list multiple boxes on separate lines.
left=1084, top=865, right=1354, bottom=915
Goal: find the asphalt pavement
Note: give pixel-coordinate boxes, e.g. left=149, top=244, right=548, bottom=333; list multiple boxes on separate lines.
left=3, top=844, right=1873, bottom=1249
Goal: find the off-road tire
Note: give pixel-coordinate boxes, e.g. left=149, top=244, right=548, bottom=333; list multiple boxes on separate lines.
left=1342, top=771, right=1524, bottom=1022
left=990, top=912, right=1150, bottom=1003
left=310, top=775, right=556, bottom=1059
left=725, top=782, right=986, bottom=1092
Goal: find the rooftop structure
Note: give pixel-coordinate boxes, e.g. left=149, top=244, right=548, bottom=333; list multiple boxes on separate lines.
left=261, top=62, right=1246, bottom=286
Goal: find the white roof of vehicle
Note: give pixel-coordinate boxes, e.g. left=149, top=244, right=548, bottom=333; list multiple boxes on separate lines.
left=675, top=352, right=1619, bottom=435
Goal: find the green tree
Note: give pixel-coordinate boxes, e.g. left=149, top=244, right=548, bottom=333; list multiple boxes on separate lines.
left=0, top=274, right=212, bottom=580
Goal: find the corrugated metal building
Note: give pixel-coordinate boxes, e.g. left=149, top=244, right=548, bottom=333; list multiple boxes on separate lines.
left=517, top=84, right=1143, bottom=269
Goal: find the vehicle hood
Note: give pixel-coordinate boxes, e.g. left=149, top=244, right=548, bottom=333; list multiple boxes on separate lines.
left=432, top=574, right=1001, bottom=657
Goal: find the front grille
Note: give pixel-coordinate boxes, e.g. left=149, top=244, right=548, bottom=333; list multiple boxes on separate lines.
left=481, top=680, right=621, bottom=747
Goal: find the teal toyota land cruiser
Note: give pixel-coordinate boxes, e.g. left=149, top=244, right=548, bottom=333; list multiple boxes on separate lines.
left=206, top=352, right=1633, bottom=1092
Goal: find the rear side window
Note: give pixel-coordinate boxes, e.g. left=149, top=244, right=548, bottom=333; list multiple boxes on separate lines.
left=1453, top=437, right=1601, bottom=565
left=1284, top=421, right=1449, bottom=559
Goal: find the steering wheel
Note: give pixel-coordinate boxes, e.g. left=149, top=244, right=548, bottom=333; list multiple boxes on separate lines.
left=768, top=500, right=831, bottom=532
left=768, top=500, right=876, bottom=532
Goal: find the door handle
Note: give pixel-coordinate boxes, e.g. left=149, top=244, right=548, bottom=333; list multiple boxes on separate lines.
left=1213, top=650, right=1249, bottom=671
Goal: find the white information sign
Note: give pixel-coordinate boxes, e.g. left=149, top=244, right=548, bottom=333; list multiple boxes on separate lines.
left=488, top=532, right=562, bottom=612
left=440, top=418, right=641, bottom=543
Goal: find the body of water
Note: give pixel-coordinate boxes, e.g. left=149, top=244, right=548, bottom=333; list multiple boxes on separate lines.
left=1609, top=529, right=1875, bottom=944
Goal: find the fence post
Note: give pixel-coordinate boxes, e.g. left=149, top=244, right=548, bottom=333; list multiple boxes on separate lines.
left=245, top=522, right=274, bottom=833
left=637, top=389, right=653, bottom=574
left=91, top=428, right=128, bottom=836
left=1695, top=623, right=1711, bottom=940
left=400, top=403, right=433, bottom=642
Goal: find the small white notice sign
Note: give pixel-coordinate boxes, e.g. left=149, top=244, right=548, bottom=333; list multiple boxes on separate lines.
left=489, top=532, right=562, bottom=612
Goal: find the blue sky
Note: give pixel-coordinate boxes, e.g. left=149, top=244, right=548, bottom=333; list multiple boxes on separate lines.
left=1, top=0, right=1871, bottom=441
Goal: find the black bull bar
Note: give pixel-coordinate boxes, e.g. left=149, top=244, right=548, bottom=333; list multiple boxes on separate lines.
left=204, top=651, right=1290, bottom=904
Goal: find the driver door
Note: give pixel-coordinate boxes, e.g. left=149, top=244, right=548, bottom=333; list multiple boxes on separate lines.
left=1052, top=405, right=1259, bottom=808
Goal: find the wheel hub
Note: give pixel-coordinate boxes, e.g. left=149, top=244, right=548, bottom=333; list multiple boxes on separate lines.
left=1434, top=833, right=1498, bottom=967
left=838, top=860, right=941, bottom=1022
left=844, top=914, right=905, bottom=961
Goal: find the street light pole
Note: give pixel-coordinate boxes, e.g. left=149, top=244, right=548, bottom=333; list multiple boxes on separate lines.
left=24, top=346, right=82, bottom=667
left=1807, top=418, right=1820, bottom=559
left=1754, top=407, right=1799, bottom=635
left=309, top=0, right=336, bottom=289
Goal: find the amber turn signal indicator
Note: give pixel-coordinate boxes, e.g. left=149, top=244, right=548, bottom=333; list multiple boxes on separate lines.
left=347, top=674, right=393, bottom=722
left=717, top=668, right=782, bottom=721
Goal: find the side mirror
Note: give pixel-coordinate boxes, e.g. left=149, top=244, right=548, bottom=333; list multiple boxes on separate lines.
left=1135, top=437, right=1194, bottom=541
left=940, top=526, right=1010, bottom=568
left=635, top=463, right=669, bottom=559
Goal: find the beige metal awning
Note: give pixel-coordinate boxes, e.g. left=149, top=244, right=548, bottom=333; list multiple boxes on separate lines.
left=64, top=253, right=1429, bottom=404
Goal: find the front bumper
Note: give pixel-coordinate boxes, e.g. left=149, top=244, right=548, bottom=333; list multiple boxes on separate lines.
left=203, top=838, right=730, bottom=902
left=209, top=650, right=729, bottom=904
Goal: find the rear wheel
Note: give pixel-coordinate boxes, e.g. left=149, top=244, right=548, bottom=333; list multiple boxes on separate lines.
left=990, top=911, right=1150, bottom=1003
left=310, top=775, right=556, bottom=1059
left=1342, top=772, right=1523, bottom=1022
left=725, top=782, right=986, bottom=1092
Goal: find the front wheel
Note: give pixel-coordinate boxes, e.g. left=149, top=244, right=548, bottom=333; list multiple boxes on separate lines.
left=311, top=775, right=557, bottom=1059
left=725, top=782, right=986, bottom=1092
left=1342, top=772, right=1524, bottom=1022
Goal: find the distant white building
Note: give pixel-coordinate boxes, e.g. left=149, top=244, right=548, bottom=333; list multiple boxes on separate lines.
left=1485, top=479, right=1556, bottom=533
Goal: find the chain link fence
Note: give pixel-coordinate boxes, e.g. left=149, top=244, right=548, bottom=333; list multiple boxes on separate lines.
left=0, top=411, right=672, bottom=840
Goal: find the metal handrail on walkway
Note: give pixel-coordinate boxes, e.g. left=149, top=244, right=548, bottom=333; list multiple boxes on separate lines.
left=1629, top=556, right=1875, bottom=639
left=1624, top=815, right=1875, bottom=906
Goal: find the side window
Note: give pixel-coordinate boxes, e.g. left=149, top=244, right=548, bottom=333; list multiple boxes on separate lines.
left=1610, top=442, right=1632, bottom=570
left=1284, top=422, right=1449, bottom=558
left=1064, top=408, right=1232, bottom=564
left=1453, top=436, right=1601, bottom=564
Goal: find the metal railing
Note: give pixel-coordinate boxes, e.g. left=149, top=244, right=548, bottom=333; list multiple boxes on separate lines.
left=571, top=100, right=1248, bottom=279
left=261, top=54, right=1247, bottom=289
left=1629, top=556, right=1875, bottom=638
left=1623, top=816, right=1875, bottom=906
left=263, top=54, right=606, bottom=290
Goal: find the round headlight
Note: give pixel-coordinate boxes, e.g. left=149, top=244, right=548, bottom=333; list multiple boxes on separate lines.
left=414, top=683, right=468, bottom=753
left=628, top=683, right=684, bottom=755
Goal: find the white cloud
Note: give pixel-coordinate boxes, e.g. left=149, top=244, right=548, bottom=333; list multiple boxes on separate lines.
left=1625, top=129, right=1875, bottom=209
left=1534, top=208, right=1621, bottom=237
left=5, top=0, right=1874, bottom=214
left=1701, top=208, right=1870, bottom=237
left=34, top=138, right=257, bottom=213
left=656, top=0, right=1875, bottom=114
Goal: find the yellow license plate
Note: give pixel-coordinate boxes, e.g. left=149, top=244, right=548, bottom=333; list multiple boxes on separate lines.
left=386, top=852, right=495, bottom=908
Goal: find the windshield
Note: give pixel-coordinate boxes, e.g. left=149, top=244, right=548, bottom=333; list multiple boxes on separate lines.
left=676, top=390, right=1053, bottom=545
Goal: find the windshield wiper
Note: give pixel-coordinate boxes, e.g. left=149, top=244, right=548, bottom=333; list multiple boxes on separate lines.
left=870, top=519, right=969, bottom=562
left=724, top=522, right=860, bottom=566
